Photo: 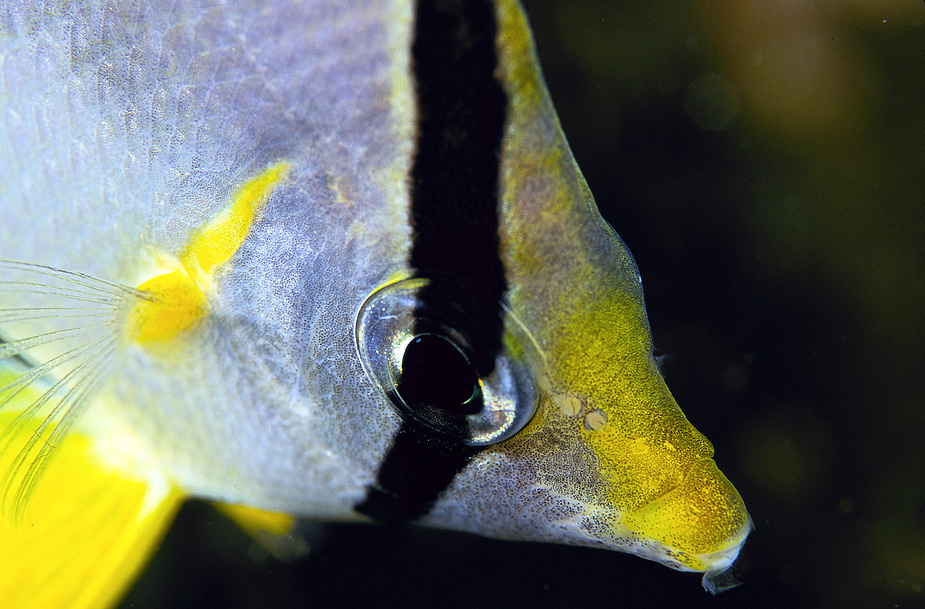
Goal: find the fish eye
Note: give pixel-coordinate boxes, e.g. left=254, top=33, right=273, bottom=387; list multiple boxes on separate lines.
left=355, top=277, right=538, bottom=445
left=398, top=334, right=481, bottom=415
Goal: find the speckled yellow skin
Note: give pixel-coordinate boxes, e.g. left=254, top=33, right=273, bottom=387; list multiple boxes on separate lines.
left=491, top=0, right=750, bottom=573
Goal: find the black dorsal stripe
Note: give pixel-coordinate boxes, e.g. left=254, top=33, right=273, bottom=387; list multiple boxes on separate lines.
left=355, top=0, right=508, bottom=523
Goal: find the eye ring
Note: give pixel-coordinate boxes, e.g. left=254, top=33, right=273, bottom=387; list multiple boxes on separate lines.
left=355, top=276, right=538, bottom=446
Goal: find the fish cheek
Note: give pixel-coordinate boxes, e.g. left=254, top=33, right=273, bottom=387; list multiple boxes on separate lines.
left=494, top=396, right=608, bottom=507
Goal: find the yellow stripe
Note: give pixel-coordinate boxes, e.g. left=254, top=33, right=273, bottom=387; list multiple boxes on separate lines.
left=128, top=162, right=289, bottom=344
left=182, top=162, right=290, bottom=278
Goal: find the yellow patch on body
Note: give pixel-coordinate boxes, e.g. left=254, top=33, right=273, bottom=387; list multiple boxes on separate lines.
left=127, top=162, right=289, bottom=344
left=130, top=271, right=207, bottom=342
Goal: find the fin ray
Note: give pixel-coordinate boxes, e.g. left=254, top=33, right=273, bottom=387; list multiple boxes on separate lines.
left=0, top=261, right=133, bottom=520
left=0, top=259, right=143, bottom=299
left=2, top=337, right=117, bottom=520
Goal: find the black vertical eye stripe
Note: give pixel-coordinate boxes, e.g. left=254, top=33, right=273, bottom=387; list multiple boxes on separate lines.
left=355, top=0, right=509, bottom=523
left=409, top=0, right=508, bottom=377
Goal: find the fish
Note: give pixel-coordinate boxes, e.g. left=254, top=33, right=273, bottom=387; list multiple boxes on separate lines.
left=0, top=0, right=752, bottom=607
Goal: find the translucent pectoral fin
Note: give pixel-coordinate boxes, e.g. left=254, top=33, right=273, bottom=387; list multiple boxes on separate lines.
left=216, top=503, right=312, bottom=561
left=0, top=408, right=183, bottom=609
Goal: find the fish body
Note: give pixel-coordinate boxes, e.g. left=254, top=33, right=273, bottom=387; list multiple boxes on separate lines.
left=0, top=1, right=750, bottom=606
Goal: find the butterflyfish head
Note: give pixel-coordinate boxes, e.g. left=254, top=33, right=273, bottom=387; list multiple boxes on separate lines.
left=354, top=260, right=751, bottom=586
left=351, top=0, right=751, bottom=587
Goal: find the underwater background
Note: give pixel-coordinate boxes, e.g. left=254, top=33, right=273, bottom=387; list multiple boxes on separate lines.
left=118, top=1, right=925, bottom=607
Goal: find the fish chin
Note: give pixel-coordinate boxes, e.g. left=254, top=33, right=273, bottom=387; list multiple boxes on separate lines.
left=566, top=506, right=751, bottom=579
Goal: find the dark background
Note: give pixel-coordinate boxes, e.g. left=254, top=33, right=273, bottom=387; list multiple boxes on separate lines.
left=119, top=1, right=925, bottom=607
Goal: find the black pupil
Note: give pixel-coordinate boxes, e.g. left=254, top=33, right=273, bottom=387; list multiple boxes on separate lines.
left=399, top=334, right=480, bottom=415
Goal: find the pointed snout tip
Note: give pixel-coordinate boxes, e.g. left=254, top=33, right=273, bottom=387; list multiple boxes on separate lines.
left=699, top=516, right=753, bottom=594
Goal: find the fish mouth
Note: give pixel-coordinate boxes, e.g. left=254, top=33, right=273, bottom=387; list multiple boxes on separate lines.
left=619, top=457, right=752, bottom=580
left=697, top=515, right=753, bottom=594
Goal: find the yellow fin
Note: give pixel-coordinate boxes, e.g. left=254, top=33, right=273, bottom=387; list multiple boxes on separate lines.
left=217, top=502, right=310, bottom=561
left=0, top=407, right=183, bottom=609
